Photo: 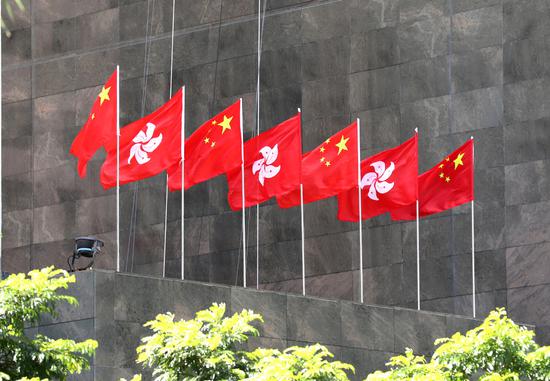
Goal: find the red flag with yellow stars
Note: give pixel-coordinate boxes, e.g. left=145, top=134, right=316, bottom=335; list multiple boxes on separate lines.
left=390, top=139, right=474, bottom=221
left=70, top=69, right=117, bottom=178
left=337, top=134, right=418, bottom=222
left=277, top=121, right=358, bottom=208
left=167, top=100, right=242, bottom=191
left=226, top=113, right=302, bottom=210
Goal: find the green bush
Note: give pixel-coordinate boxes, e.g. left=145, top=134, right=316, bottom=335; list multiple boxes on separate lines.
left=0, top=267, right=98, bottom=380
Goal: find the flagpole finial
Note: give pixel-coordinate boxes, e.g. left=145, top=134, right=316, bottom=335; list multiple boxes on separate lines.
left=297, top=108, right=301, bottom=113
left=470, top=135, right=474, bottom=140
left=415, top=127, right=418, bottom=133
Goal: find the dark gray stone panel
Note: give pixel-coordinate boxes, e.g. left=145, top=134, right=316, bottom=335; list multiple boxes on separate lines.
left=350, top=66, right=400, bottom=112
left=32, top=0, right=117, bottom=23
left=505, top=201, right=550, bottom=247
left=400, top=95, right=450, bottom=138
left=33, top=91, right=76, bottom=136
left=30, top=239, right=74, bottom=269
left=75, top=49, right=120, bottom=90
left=505, top=160, right=550, bottom=206
left=306, top=271, right=354, bottom=301
left=33, top=128, right=76, bottom=171
left=3, top=172, right=32, bottom=212
left=508, top=284, right=550, bottom=326
left=351, top=27, right=399, bottom=72
left=302, top=75, right=349, bottom=121
left=302, top=36, right=348, bottom=81
left=503, top=0, right=550, bottom=42
left=2, top=100, right=32, bottom=139
left=305, top=231, right=355, bottom=276
left=2, top=27, right=31, bottom=65
left=32, top=18, right=76, bottom=58
left=452, top=5, right=502, bottom=54
left=504, top=37, right=549, bottom=84
left=261, top=10, right=302, bottom=51
left=33, top=57, right=76, bottom=98
left=2, top=136, right=32, bottom=176
left=341, top=302, right=394, bottom=351
left=219, top=19, right=257, bottom=60
left=286, top=294, right=341, bottom=345
left=33, top=202, right=76, bottom=244
left=356, top=104, right=401, bottom=150
left=506, top=242, right=550, bottom=289
left=3, top=209, right=31, bottom=249
left=399, top=55, right=450, bottom=103
left=215, top=55, right=256, bottom=98
left=259, top=239, right=302, bottom=283
left=451, top=86, right=502, bottom=132
left=74, top=7, right=119, bottom=51
left=361, top=264, right=404, bottom=306
left=451, top=47, right=503, bottom=93
left=3, top=66, right=31, bottom=103
left=451, top=0, right=502, bottom=14
left=350, top=0, right=398, bottom=34
left=2, top=246, right=31, bottom=274
left=394, top=308, right=447, bottom=354
left=504, top=77, right=550, bottom=123
left=504, top=118, right=550, bottom=165
left=301, top=1, right=349, bottom=43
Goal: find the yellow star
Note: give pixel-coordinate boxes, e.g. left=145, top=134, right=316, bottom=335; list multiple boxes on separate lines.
left=218, top=115, right=233, bottom=134
left=445, top=157, right=450, bottom=162
left=325, top=138, right=331, bottom=144
left=335, top=135, right=350, bottom=155
left=320, top=157, right=325, bottom=163
left=98, top=86, right=111, bottom=106
left=91, top=113, right=95, bottom=120
left=439, top=164, right=444, bottom=169
left=325, top=161, right=331, bottom=167
left=439, top=172, right=444, bottom=178
left=320, top=146, right=326, bottom=153
left=204, top=137, right=210, bottom=144
left=453, top=152, right=465, bottom=170
left=445, top=176, right=451, bottom=183
left=211, top=141, right=216, bottom=147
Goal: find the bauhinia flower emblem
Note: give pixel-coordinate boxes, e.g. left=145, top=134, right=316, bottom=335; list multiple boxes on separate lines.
left=360, top=161, right=395, bottom=201
left=128, top=122, right=163, bottom=165
left=252, top=144, right=281, bottom=186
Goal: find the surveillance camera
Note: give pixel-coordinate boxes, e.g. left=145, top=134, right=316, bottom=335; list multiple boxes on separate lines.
left=68, top=237, right=104, bottom=272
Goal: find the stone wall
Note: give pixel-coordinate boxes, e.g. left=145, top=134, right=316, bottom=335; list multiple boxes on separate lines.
left=34, top=270, right=487, bottom=380
left=2, top=0, right=550, bottom=343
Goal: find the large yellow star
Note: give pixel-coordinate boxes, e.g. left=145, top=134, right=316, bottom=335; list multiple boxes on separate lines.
left=218, top=115, right=233, bottom=135
left=320, top=146, right=326, bottom=153
left=98, top=86, right=111, bottom=106
left=335, top=135, right=349, bottom=155
left=453, top=152, right=465, bottom=170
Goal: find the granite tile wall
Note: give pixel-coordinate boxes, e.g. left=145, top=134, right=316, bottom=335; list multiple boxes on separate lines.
left=2, top=0, right=550, bottom=343
left=33, top=270, right=490, bottom=380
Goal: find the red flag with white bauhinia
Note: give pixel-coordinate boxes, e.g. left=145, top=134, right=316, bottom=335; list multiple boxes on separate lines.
left=167, top=100, right=242, bottom=191
left=277, top=121, right=358, bottom=208
left=337, top=134, right=418, bottom=221
left=100, top=89, right=183, bottom=189
left=226, top=114, right=302, bottom=210
left=390, top=139, right=474, bottom=221
left=70, top=69, right=117, bottom=178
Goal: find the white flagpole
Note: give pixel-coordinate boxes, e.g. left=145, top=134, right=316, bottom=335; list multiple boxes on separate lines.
left=0, top=3, right=3, bottom=276
left=298, top=108, right=305, bottom=296
left=240, top=98, right=247, bottom=288
left=255, top=0, right=262, bottom=290
left=162, top=0, right=176, bottom=278
left=181, top=87, right=186, bottom=280
left=357, top=118, right=363, bottom=303
left=415, top=128, right=420, bottom=310
left=116, top=65, right=120, bottom=273
left=471, top=136, right=475, bottom=317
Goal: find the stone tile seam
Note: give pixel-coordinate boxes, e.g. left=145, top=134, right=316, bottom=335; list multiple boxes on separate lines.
left=2, top=0, right=341, bottom=72
left=31, top=316, right=95, bottom=329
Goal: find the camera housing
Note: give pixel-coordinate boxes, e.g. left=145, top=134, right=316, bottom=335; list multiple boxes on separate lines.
left=68, top=237, right=104, bottom=272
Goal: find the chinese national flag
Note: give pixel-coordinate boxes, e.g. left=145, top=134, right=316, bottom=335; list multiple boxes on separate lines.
left=390, top=139, right=474, bottom=220
left=337, top=134, right=418, bottom=222
left=70, top=69, right=117, bottom=178
left=277, top=121, right=358, bottom=208
left=100, top=89, right=183, bottom=189
left=226, top=114, right=302, bottom=210
left=167, top=100, right=242, bottom=191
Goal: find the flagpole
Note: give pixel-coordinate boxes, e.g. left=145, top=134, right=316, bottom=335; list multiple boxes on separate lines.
left=357, top=118, right=363, bottom=303
left=0, top=6, right=3, bottom=276
left=298, top=108, right=305, bottom=296
left=181, top=87, right=186, bottom=280
left=162, top=0, right=176, bottom=278
left=255, top=0, right=262, bottom=290
left=471, top=136, right=475, bottom=317
left=240, top=98, right=247, bottom=288
left=116, top=65, right=120, bottom=273
left=415, top=127, right=420, bottom=310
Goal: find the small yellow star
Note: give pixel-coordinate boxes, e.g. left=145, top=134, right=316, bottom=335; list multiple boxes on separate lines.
left=211, top=141, right=216, bottom=147
left=325, top=161, right=331, bottom=167
left=325, top=137, right=331, bottom=144
left=320, top=157, right=325, bottom=163
left=212, top=120, right=217, bottom=125
left=335, top=135, right=350, bottom=155
left=445, top=157, right=450, bottom=162
left=204, top=137, right=210, bottom=144
left=445, top=176, right=451, bottom=183
left=453, top=152, right=465, bottom=170
left=98, top=86, right=111, bottom=106
left=439, top=164, right=444, bottom=169
left=91, top=113, right=95, bottom=120
left=218, top=115, right=233, bottom=134
left=439, top=172, right=444, bottom=178
left=320, top=146, right=326, bottom=153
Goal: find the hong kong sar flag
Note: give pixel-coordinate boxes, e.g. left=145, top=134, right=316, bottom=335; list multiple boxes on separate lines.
left=337, top=134, right=418, bottom=222
left=226, top=114, right=302, bottom=210
left=100, top=89, right=183, bottom=189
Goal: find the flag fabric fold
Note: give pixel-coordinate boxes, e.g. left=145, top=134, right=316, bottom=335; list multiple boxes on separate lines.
left=277, top=122, right=358, bottom=208
left=337, top=134, right=418, bottom=222
left=226, top=114, right=302, bottom=210
left=167, top=100, right=242, bottom=191
left=390, top=139, right=474, bottom=221
left=100, top=89, right=183, bottom=189
left=70, top=69, right=117, bottom=178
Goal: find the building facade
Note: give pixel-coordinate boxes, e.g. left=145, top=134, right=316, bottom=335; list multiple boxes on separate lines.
left=2, top=0, right=550, bottom=343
